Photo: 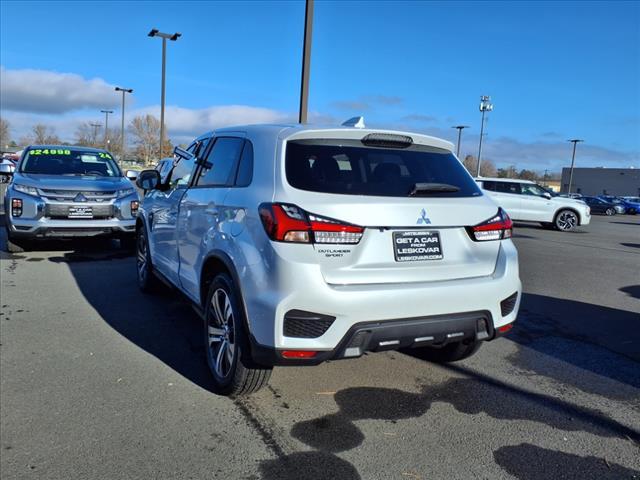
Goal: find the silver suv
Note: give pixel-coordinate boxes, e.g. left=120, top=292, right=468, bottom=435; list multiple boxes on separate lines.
left=135, top=123, right=521, bottom=396
left=3, top=146, right=139, bottom=252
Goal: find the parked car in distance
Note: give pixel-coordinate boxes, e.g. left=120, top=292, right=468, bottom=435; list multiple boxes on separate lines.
left=475, top=178, right=590, bottom=231
left=581, top=196, right=618, bottom=216
left=135, top=121, right=522, bottom=396
left=3, top=146, right=140, bottom=252
left=599, top=195, right=638, bottom=215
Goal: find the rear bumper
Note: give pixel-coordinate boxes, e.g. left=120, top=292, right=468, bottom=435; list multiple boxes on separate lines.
left=252, top=309, right=514, bottom=366
left=243, top=239, right=521, bottom=360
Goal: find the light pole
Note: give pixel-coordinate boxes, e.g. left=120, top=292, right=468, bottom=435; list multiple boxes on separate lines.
left=148, top=28, right=181, bottom=159
left=476, top=95, right=493, bottom=177
left=90, top=123, right=102, bottom=146
left=567, top=139, right=584, bottom=194
left=100, top=109, right=113, bottom=150
left=115, top=87, right=133, bottom=162
left=299, top=0, right=314, bottom=124
left=452, top=125, right=470, bottom=158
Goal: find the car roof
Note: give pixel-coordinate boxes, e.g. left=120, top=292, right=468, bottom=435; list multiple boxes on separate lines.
left=194, top=123, right=455, bottom=151
left=474, top=177, right=536, bottom=184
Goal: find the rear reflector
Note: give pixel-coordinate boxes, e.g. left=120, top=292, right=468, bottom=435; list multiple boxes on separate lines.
left=498, top=323, right=514, bottom=334
left=467, top=208, right=513, bottom=241
left=259, top=203, right=363, bottom=244
left=281, top=350, right=318, bottom=359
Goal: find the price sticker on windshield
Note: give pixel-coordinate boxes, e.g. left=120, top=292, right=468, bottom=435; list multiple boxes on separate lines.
left=30, top=149, right=71, bottom=155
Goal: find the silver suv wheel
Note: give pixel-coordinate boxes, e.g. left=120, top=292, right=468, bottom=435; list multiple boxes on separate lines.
left=555, top=210, right=578, bottom=231
left=207, top=289, right=236, bottom=378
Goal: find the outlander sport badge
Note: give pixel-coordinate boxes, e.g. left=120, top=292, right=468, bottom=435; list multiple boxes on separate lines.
left=417, top=208, right=431, bottom=225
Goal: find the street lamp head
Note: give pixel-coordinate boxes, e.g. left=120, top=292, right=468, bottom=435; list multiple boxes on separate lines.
left=101, top=109, right=114, bottom=114
left=170, top=32, right=182, bottom=41
left=115, top=87, right=133, bottom=93
left=148, top=28, right=159, bottom=37
left=568, top=139, right=584, bottom=143
left=452, top=125, right=470, bottom=130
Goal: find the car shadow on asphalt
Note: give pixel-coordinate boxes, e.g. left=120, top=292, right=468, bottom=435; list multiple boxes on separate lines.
left=60, top=255, right=217, bottom=393
left=505, top=293, right=640, bottom=399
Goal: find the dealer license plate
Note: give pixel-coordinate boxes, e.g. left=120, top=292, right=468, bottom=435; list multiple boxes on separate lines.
left=68, top=206, right=93, bottom=218
left=393, top=230, right=443, bottom=262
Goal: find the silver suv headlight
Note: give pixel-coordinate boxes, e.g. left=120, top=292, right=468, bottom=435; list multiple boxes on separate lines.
left=117, top=187, right=135, bottom=198
left=13, top=183, right=39, bottom=196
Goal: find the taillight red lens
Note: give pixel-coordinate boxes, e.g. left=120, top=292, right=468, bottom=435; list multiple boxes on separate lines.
left=468, top=208, right=513, bottom=241
left=259, top=203, right=364, bottom=244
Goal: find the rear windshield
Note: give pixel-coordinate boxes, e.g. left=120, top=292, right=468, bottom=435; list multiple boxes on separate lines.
left=20, top=148, right=121, bottom=177
left=285, top=139, right=481, bottom=197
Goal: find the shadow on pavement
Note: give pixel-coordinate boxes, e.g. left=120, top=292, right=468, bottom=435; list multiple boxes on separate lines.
left=61, top=256, right=216, bottom=393
left=493, top=443, right=640, bottom=480
left=504, top=293, right=640, bottom=399
left=620, top=285, right=640, bottom=299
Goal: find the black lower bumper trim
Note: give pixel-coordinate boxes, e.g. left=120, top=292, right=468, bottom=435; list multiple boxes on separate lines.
left=251, top=310, right=497, bottom=367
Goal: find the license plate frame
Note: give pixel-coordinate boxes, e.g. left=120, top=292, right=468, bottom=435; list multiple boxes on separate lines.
left=68, top=206, right=94, bottom=219
left=392, top=230, right=443, bottom=262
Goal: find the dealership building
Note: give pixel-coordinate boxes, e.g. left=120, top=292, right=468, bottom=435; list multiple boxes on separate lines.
left=560, top=167, right=640, bottom=196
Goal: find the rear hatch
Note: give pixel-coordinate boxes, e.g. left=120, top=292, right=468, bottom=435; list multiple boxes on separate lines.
left=279, top=134, right=504, bottom=285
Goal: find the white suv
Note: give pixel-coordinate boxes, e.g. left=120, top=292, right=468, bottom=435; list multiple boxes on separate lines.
left=476, top=178, right=591, bottom=231
left=135, top=122, right=522, bottom=396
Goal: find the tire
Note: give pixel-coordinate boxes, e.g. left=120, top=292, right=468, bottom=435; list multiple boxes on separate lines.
left=136, top=226, right=161, bottom=293
left=605, top=208, right=615, bottom=216
left=204, top=273, right=272, bottom=397
left=410, top=339, right=482, bottom=363
left=4, top=228, right=30, bottom=253
left=553, top=209, right=578, bottom=231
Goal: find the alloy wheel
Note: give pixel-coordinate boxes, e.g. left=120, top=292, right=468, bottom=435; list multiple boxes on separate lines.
left=556, top=211, right=577, bottom=231
left=207, top=288, right=236, bottom=378
left=137, top=232, right=148, bottom=283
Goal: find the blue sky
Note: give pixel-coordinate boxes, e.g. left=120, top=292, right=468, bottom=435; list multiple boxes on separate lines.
left=1, top=0, right=639, bottom=171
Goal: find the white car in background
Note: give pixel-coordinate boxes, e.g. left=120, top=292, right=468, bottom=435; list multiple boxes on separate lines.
left=475, top=178, right=590, bottom=231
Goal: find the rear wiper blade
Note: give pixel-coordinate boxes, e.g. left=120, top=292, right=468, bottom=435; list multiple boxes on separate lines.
left=409, top=183, right=460, bottom=196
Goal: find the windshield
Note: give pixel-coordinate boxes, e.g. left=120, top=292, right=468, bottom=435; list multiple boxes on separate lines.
left=285, top=139, right=481, bottom=197
left=20, top=148, right=121, bottom=177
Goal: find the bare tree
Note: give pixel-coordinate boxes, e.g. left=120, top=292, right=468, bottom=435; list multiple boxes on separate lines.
left=20, top=124, right=61, bottom=145
left=75, top=122, right=98, bottom=147
left=0, top=118, right=10, bottom=148
left=461, top=155, right=496, bottom=177
left=129, top=114, right=172, bottom=166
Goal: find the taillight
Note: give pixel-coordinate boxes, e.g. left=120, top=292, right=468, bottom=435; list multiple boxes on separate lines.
left=467, top=208, right=513, bottom=241
left=11, top=198, right=22, bottom=217
left=259, top=203, right=364, bottom=244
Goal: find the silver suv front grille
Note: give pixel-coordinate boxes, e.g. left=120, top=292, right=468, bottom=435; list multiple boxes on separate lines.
left=39, top=189, right=116, bottom=202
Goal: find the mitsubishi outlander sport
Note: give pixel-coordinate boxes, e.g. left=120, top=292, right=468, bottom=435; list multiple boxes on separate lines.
left=4, top=146, right=140, bottom=252
left=135, top=121, right=522, bottom=396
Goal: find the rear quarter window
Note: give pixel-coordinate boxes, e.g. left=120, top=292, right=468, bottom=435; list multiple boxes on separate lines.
left=285, top=139, right=481, bottom=198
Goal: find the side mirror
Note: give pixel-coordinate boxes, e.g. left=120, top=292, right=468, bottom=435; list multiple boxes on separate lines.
left=126, top=169, right=139, bottom=181
left=136, top=169, right=161, bottom=191
left=543, top=192, right=552, bottom=199
left=0, top=163, right=15, bottom=175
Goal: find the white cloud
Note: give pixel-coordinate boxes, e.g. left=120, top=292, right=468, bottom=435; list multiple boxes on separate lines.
left=131, top=104, right=291, bottom=136
left=0, top=66, right=119, bottom=114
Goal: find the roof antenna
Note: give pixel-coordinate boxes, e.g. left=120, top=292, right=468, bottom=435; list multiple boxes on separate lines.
left=341, top=116, right=365, bottom=128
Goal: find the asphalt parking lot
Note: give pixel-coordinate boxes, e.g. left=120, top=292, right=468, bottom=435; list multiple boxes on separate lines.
left=1, top=214, right=639, bottom=479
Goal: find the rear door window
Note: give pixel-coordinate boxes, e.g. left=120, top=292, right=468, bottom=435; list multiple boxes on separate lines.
left=493, top=182, right=521, bottom=194
left=285, top=139, right=481, bottom=197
